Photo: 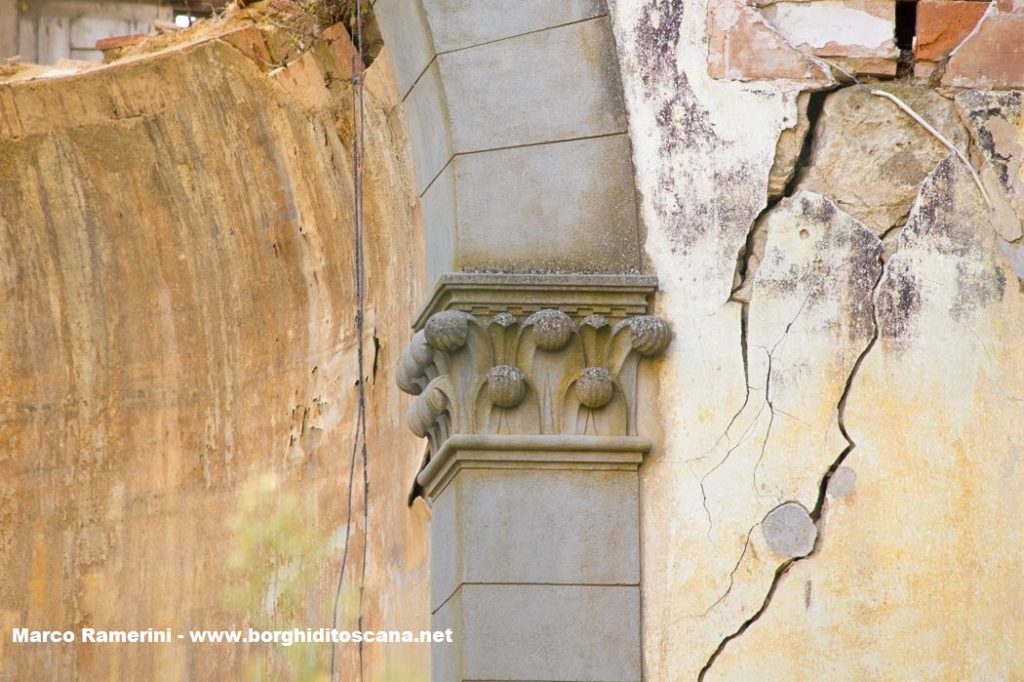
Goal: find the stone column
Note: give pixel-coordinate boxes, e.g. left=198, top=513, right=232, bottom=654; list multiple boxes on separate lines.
left=398, top=275, right=670, bottom=682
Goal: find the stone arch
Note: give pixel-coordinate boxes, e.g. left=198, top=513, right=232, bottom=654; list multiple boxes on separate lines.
left=372, top=0, right=644, bottom=284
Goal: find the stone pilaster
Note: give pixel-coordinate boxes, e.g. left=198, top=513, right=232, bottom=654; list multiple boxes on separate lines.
left=398, top=275, right=669, bottom=682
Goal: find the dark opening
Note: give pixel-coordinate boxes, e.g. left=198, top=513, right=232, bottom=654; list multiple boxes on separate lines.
left=895, top=1, right=918, bottom=50
left=895, top=1, right=917, bottom=78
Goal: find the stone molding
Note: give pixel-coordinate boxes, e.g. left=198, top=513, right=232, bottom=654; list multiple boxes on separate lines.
left=397, top=299, right=671, bottom=489
left=412, top=273, right=659, bottom=329
left=416, top=433, right=651, bottom=500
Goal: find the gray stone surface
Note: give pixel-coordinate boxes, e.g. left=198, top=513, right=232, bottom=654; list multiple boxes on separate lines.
left=388, top=9, right=641, bottom=285
left=430, top=475, right=459, bottom=613
left=419, top=162, right=457, bottom=282
left=431, top=586, right=463, bottom=682
left=762, top=502, right=817, bottom=558
left=454, top=134, right=641, bottom=273
left=998, top=239, right=1024, bottom=281
left=827, top=466, right=857, bottom=498
left=955, top=90, right=1024, bottom=242
left=403, top=59, right=453, bottom=194
left=372, top=0, right=436, bottom=97
left=422, top=0, right=606, bottom=53
left=438, top=17, right=626, bottom=154
left=436, top=584, right=641, bottom=681
left=412, top=273, right=658, bottom=328
left=431, top=468, right=640, bottom=610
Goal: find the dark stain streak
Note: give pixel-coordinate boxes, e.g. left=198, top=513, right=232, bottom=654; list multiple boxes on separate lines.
left=951, top=260, right=1006, bottom=321
left=877, top=259, right=922, bottom=345
left=957, top=91, right=1022, bottom=189
left=633, top=1, right=749, bottom=257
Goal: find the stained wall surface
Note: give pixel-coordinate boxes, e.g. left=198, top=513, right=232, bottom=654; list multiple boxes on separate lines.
left=610, top=0, right=1024, bottom=678
left=0, top=10, right=430, bottom=681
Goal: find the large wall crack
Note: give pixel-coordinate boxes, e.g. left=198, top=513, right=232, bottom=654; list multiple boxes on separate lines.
left=697, top=558, right=795, bottom=681
left=700, top=239, right=889, bottom=681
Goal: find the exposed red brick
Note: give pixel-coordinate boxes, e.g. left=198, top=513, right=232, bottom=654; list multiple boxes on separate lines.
left=707, top=1, right=833, bottom=85
left=95, top=34, right=149, bottom=52
left=915, top=0, right=989, bottom=62
left=942, top=8, right=1024, bottom=89
left=760, top=0, right=898, bottom=77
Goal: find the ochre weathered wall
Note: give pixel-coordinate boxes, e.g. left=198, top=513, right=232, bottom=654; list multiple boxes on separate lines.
left=0, top=9, right=429, bottom=680
left=611, top=0, right=1024, bottom=678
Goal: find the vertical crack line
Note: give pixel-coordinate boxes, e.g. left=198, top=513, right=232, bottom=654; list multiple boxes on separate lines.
left=700, top=402, right=767, bottom=538
left=700, top=297, right=806, bottom=535
left=811, top=250, right=885, bottom=523
left=702, top=305, right=752, bottom=460
left=752, top=298, right=806, bottom=489
left=699, top=85, right=878, bottom=680
left=697, top=560, right=795, bottom=681
left=720, top=85, right=834, bottom=466
left=729, top=87, right=835, bottom=307
left=716, top=297, right=753, bottom=452
left=699, top=524, right=756, bottom=618
left=781, top=89, right=830, bottom=199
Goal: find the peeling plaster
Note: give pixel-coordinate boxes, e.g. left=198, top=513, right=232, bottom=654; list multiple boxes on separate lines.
left=701, top=152, right=1024, bottom=681
left=762, top=1, right=894, bottom=50
left=611, top=0, right=1024, bottom=677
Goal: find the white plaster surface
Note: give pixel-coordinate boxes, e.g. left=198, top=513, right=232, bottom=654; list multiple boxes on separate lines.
left=705, top=157, right=1024, bottom=679
left=762, top=1, right=894, bottom=49
left=610, top=1, right=798, bottom=675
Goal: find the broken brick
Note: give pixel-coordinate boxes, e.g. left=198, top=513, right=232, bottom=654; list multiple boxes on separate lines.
left=942, top=7, right=1024, bottom=89
left=915, top=0, right=988, bottom=62
left=707, top=1, right=833, bottom=85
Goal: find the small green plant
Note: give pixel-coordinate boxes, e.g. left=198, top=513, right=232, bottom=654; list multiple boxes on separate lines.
left=226, top=472, right=334, bottom=681
left=225, top=474, right=428, bottom=682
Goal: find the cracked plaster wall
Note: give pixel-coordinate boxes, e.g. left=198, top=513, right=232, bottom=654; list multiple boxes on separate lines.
left=610, top=0, right=1024, bottom=678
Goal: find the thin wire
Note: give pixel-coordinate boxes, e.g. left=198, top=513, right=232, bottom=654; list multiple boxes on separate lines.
left=329, top=408, right=362, bottom=676
left=821, top=58, right=992, bottom=209
left=330, top=2, right=368, bottom=678
left=354, top=2, right=370, bottom=681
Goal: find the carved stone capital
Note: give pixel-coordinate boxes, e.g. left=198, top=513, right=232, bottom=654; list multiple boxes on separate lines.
left=397, top=305, right=671, bottom=489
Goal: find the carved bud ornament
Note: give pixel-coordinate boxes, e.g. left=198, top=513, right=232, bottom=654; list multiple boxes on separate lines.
left=397, top=309, right=671, bottom=453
